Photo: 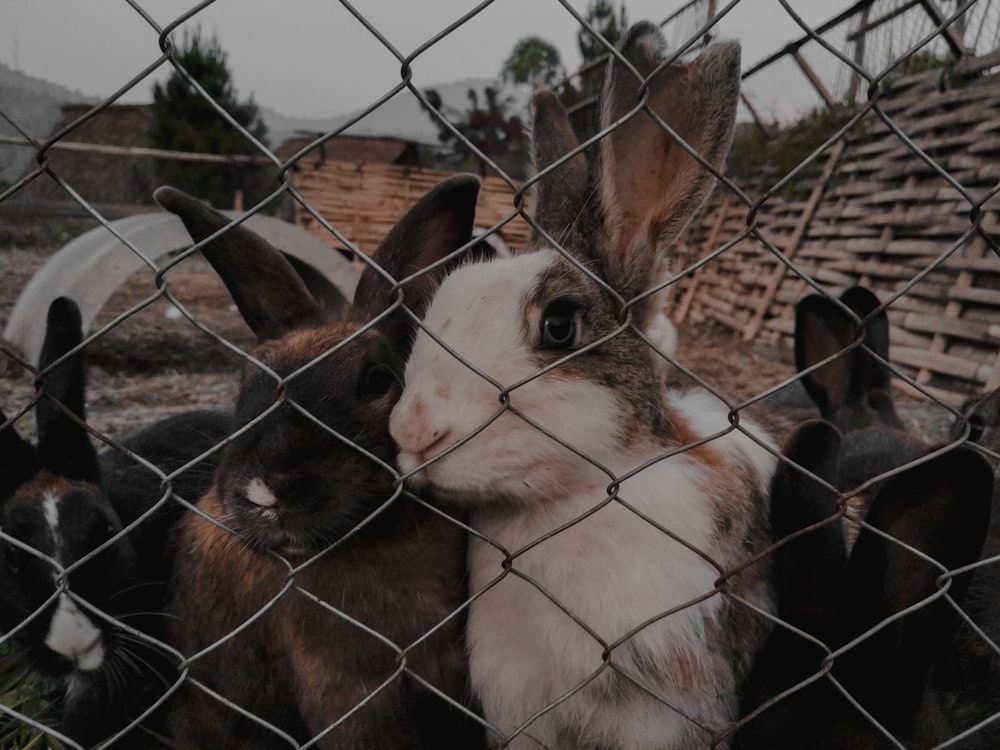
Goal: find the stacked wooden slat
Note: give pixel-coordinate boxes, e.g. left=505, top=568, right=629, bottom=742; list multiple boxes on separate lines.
left=291, top=161, right=530, bottom=256
left=674, top=63, right=1000, bottom=402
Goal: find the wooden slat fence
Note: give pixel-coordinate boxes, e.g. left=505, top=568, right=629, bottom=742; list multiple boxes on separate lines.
left=291, top=161, right=530, bottom=256
left=674, top=62, right=1000, bottom=403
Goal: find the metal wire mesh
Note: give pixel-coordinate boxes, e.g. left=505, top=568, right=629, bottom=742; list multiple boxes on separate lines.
left=1, top=1, right=999, bottom=748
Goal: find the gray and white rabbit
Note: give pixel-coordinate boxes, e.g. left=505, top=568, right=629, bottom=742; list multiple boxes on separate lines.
left=156, top=179, right=490, bottom=749
left=389, top=23, right=779, bottom=750
left=0, top=297, right=228, bottom=748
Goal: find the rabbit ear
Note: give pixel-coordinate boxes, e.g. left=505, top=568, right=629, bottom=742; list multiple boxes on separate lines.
left=154, top=186, right=329, bottom=341
left=794, top=290, right=902, bottom=431
left=834, top=448, right=994, bottom=719
left=0, top=411, right=40, bottom=501
left=351, top=174, right=482, bottom=352
left=281, top=253, right=351, bottom=322
left=770, top=420, right=847, bottom=640
left=529, top=88, right=590, bottom=245
left=596, top=24, right=740, bottom=296
left=957, top=386, right=1000, bottom=449
left=837, top=286, right=893, bottom=395
left=35, top=297, right=100, bottom=484
left=795, top=294, right=854, bottom=416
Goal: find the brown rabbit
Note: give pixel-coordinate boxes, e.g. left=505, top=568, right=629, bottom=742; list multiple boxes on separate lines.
left=156, top=178, right=490, bottom=749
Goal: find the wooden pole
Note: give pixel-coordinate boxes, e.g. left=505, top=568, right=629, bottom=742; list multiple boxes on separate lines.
left=742, top=138, right=846, bottom=341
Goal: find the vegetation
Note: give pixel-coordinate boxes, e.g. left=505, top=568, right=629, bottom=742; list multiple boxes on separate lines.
left=562, top=0, right=630, bottom=138
left=889, top=49, right=953, bottom=78
left=501, top=37, right=565, bottom=87
left=576, top=0, right=629, bottom=63
left=0, top=644, right=64, bottom=750
left=728, top=105, right=856, bottom=188
left=150, top=27, right=271, bottom=210
left=0, top=218, right=96, bottom=251
left=421, top=87, right=527, bottom=177
left=422, top=2, right=632, bottom=174
left=885, top=49, right=978, bottom=91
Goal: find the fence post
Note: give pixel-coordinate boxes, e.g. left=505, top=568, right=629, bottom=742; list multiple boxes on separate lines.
left=845, top=3, right=872, bottom=106
left=792, top=50, right=838, bottom=108
left=917, top=0, right=969, bottom=59
left=673, top=193, right=731, bottom=324
left=741, top=138, right=846, bottom=341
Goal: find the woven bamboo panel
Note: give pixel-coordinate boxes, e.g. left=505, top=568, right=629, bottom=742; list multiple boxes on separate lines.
left=674, top=63, right=1000, bottom=402
left=290, top=161, right=531, bottom=256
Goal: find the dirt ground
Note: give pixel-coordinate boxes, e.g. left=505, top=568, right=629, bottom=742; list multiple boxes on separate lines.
left=0, top=243, right=952, bottom=449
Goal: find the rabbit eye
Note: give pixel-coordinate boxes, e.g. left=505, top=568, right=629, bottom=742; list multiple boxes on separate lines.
left=968, top=413, right=985, bottom=443
left=541, top=300, right=578, bottom=350
left=2, top=543, right=18, bottom=574
left=359, top=363, right=399, bottom=399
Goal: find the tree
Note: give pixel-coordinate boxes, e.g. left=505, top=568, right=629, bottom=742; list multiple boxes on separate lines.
left=577, top=0, right=629, bottom=63
left=501, top=37, right=566, bottom=87
left=149, top=28, right=270, bottom=209
left=569, top=1, right=631, bottom=138
left=421, top=86, right=527, bottom=178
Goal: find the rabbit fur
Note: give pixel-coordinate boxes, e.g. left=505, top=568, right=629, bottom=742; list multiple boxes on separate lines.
left=390, top=23, right=778, bottom=750
left=736, top=418, right=997, bottom=749
left=156, top=179, right=490, bottom=749
left=738, top=290, right=1000, bottom=748
left=0, top=297, right=228, bottom=748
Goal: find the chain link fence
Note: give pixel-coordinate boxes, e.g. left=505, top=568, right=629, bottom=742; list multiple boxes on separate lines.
left=1, top=1, right=999, bottom=748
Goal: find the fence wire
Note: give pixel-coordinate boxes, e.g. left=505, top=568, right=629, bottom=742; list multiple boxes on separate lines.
left=1, top=1, right=999, bottom=749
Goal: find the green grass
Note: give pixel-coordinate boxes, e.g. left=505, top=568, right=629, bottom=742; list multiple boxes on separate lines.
left=0, top=643, right=64, bottom=750
left=0, top=641, right=200, bottom=750
left=729, top=105, right=855, bottom=184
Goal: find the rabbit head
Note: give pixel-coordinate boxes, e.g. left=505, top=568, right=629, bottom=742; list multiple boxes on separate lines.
left=391, top=24, right=744, bottom=504
left=155, top=177, right=487, bottom=557
left=737, top=419, right=996, bottom=748
left=950, top=385, right=1000, bottom=674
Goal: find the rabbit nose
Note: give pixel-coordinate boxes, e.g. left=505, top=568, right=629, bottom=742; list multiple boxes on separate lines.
left=244, top=477, right=278, bottom=508
left=390, top=392, right=448, bottom=458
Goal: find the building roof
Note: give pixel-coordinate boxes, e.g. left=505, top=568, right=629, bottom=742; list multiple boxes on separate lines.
left=14, top=106, right=421, bottom=211
left=274, top=134, right=420, bottom=169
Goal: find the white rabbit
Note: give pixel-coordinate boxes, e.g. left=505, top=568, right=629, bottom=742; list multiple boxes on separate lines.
left=390, top=23, right=778, bottom=750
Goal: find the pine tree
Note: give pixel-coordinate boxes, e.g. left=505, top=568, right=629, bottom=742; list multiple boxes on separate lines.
left=568, top=1, right=630, bottom=138
left=150, top=28, right=270, bottom=209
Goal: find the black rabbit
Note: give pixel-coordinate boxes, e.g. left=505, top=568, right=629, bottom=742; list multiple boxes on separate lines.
left=1, top=297, right=229, bottom=748
left=736, top=418, right=997, bottom=748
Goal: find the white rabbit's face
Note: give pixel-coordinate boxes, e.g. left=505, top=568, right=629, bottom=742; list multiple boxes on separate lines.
left=390, top=249, right=663, bottom=505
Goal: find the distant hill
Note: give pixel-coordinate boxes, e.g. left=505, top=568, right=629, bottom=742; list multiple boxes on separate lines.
left=259, top=79, right=531, bottom=151
left=0, top=63, right=98, bottom=186
left=0, top=62, right=529, bottom=186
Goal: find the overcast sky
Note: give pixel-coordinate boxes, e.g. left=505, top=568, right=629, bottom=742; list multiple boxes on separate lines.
left=3, top=1, right=850, bottom=120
